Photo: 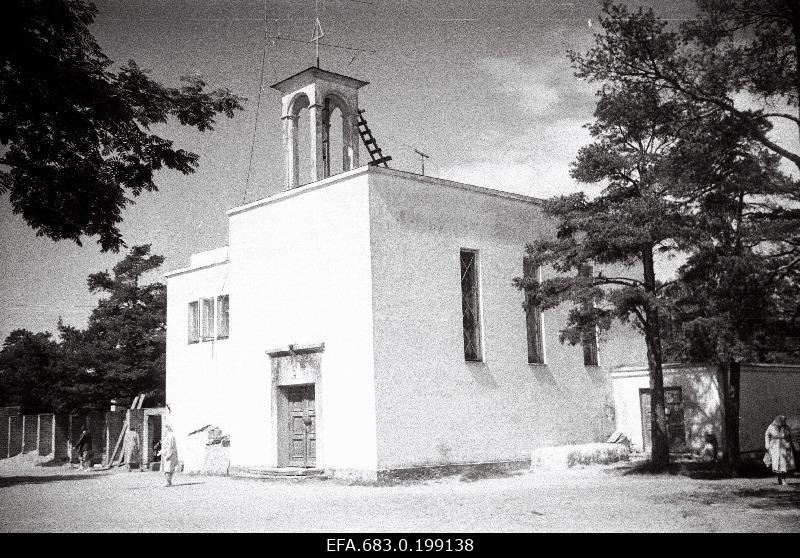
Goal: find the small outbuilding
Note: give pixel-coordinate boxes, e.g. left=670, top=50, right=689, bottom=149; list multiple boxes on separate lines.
left=611, top=363, right=800, bottom=457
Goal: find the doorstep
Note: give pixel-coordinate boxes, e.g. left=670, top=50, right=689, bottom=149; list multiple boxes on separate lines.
left=228, top=466, right=326, bottom=479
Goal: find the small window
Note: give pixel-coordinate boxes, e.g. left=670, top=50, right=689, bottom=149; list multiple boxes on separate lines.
left=188, top=301, right=199, bottom=344
left=460, top=249, right=482, bottom=362
left=201, top=297, right=215, bottom=341
left=579, top=264, right=599, bottom=366
left=582, top=328, right=599, bottom=366
left=217, top=295, right=230, bottom=339
left=523, top=258, right=544, bottom=364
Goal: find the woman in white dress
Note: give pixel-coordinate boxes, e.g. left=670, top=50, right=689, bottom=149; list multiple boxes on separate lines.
left=158, top=424, right=179, bottom=487
left=764, top=415, right=795, bottom=485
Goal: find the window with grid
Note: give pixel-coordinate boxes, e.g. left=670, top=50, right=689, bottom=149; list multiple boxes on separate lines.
left=201, top=297, right=215, bottom=341
left=188, top=301, right=200, bottom=344
left=523, top=258, right=544, bottom=364
left=579, top=264, right=599, bottom=365
left=216, top=295, right=229, bottom=339
left=460, top=249, right=482, bottom=362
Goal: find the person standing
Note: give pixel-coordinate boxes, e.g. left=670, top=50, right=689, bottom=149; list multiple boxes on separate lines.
left=122, top=426, right=141, bottom=472
left=765, top=415, right=795, bottom=485
left=74, top=425, right=93, bottom=471
left=158, top=424, right=179, bottom=487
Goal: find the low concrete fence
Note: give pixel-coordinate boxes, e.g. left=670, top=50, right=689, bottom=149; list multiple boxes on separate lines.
left=8, top=416, right=22, bottom=457
left=1, top=408, right=166, bottom=466
left=2, top=411, right=123, bottom=462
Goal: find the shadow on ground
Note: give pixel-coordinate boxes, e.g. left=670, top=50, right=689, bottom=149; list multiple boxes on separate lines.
left=665, top=484, right=800, bottom=513
left=614, top=459, right=777, bottom=480
left=0, top=474, right=101, bottom=488
left=732, top=486, right=800, bottom=511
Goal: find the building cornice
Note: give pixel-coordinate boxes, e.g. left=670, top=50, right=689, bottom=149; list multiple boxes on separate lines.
left=227, top=165, right=544, bottom=219
left=164, top=259, right=228, bottom=279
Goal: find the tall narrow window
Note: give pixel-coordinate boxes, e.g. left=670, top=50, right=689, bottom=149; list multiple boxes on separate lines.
left=460, top=249, right=482, bottom=361
left=582, top=329, right=599, bottom=366
left=201, top=297, right=215, bottom=341
left=579, top=264, right=599, bottom=365
left=523, top=258, right=544, bottom=364
left=217, top=295, right=230, bottom=339
left=188, top=301, right=199, bottom=344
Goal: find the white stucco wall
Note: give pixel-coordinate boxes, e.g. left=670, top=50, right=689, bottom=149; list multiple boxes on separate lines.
left=165, top=252, right=233, bottom=472
left=611, top=365, right=721, bottom=452
left=739, top=364, right=800, bottom=453
left=613, top=363, right=800, bottom=454
left=167, top=165, right=657, bottom=477
left=224, top=168, right=378, bottom=474
left=367, top=169, right=645, bottom=470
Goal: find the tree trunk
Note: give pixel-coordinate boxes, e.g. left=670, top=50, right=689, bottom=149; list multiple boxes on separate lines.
left=642, top=244, right=670, bottom=467
left=718, top=360, right=741, bottom=472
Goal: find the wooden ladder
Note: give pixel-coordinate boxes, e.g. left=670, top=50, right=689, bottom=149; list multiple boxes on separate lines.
left=105, top=393, right=145, bottom=467
left=356, top=110, right=392, bottom=168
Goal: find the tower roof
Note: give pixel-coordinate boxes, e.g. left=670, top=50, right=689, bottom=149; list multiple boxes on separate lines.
left=270, top=66, right=369, bottom=93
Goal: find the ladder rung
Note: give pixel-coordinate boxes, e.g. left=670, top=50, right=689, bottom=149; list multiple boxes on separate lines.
left=369, top=155, right=392, bottom=166
left=363, top=138, right=376, bottom=146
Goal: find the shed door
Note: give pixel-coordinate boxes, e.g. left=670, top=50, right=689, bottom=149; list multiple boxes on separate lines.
left=639, top=387, right=686, bottom=453
left=287, top=385, right=316, bottom=467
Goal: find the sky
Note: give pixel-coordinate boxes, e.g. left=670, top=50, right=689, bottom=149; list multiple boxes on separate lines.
left=0, top=0, right=789, bottom=342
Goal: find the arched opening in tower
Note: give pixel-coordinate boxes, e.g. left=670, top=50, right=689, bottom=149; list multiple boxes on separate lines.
left=324, top=104, right=345, bottom=178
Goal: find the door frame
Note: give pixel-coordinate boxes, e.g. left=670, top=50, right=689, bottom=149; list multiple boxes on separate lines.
left=278, top=383, right=316, bottom=467
left=267, top=343, right=324, bottom=469
left=639, top=386, right=686, bottom=453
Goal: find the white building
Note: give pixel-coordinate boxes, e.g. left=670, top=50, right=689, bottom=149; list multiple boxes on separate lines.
left=165, top=67, right=646, bottom=480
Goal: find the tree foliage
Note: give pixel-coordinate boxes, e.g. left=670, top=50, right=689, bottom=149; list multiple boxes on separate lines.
left=0, top=245, right=166, bottom=412
left=0, top=329, right=58, bottom=412
left=0, top=0, right=244, bottom=251
left=516, top=83, right=692, bottom=467
left=571, top=0, right=800, bottom=171
left=521, top=0, right=800, bottom=467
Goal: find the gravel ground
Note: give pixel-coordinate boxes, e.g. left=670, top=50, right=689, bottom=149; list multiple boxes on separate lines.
left=0, top=456, right=798, bottom=532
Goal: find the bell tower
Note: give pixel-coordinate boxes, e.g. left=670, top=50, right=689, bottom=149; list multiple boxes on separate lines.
left=271, top=67, right=368, bottom=189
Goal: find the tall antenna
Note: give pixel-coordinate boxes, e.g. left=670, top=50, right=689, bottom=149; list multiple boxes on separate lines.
left=312, top=0, right=325, bottom=67
left=414, top=149, right=430, bottom=176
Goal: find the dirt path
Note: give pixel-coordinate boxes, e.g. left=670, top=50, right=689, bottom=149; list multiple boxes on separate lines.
left=0, top=461, right=798, bottom=532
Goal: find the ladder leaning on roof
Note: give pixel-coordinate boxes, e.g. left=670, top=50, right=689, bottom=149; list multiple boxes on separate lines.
left=356, top=109, right=392, bottom=168
left=105, top=393, right=145, bottom=468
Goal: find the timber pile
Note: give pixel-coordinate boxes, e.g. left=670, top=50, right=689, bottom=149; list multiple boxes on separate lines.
left=105, top=393, right=145, bottom=468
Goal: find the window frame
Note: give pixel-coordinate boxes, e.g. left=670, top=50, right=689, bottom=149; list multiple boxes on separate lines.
left=582, top=326, right=600, bottom=366
left=188, top=301, right=200, bottom=344
left=460, top=248, right=484, bottom=362
left=216, top=294, right=230, bottom=340
left=523, top=259, right=545, bottom=365
left=200, top=297, right=215, bottom=342
left=579, top=264, right=600, bottom=366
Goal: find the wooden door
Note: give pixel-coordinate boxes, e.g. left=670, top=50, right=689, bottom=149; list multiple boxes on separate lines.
left=639, top=387, right=686, bottom=453
left=287, top=385, right=316, bottom=467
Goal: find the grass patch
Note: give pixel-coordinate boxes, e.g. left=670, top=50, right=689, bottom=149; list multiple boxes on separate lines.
left=531, top=443, right=630, bottom=469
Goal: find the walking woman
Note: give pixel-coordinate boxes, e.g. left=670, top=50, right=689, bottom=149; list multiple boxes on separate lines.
left=158, top=424, right=179, bottom=487
left=765, top=415, right=795, bottom=485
